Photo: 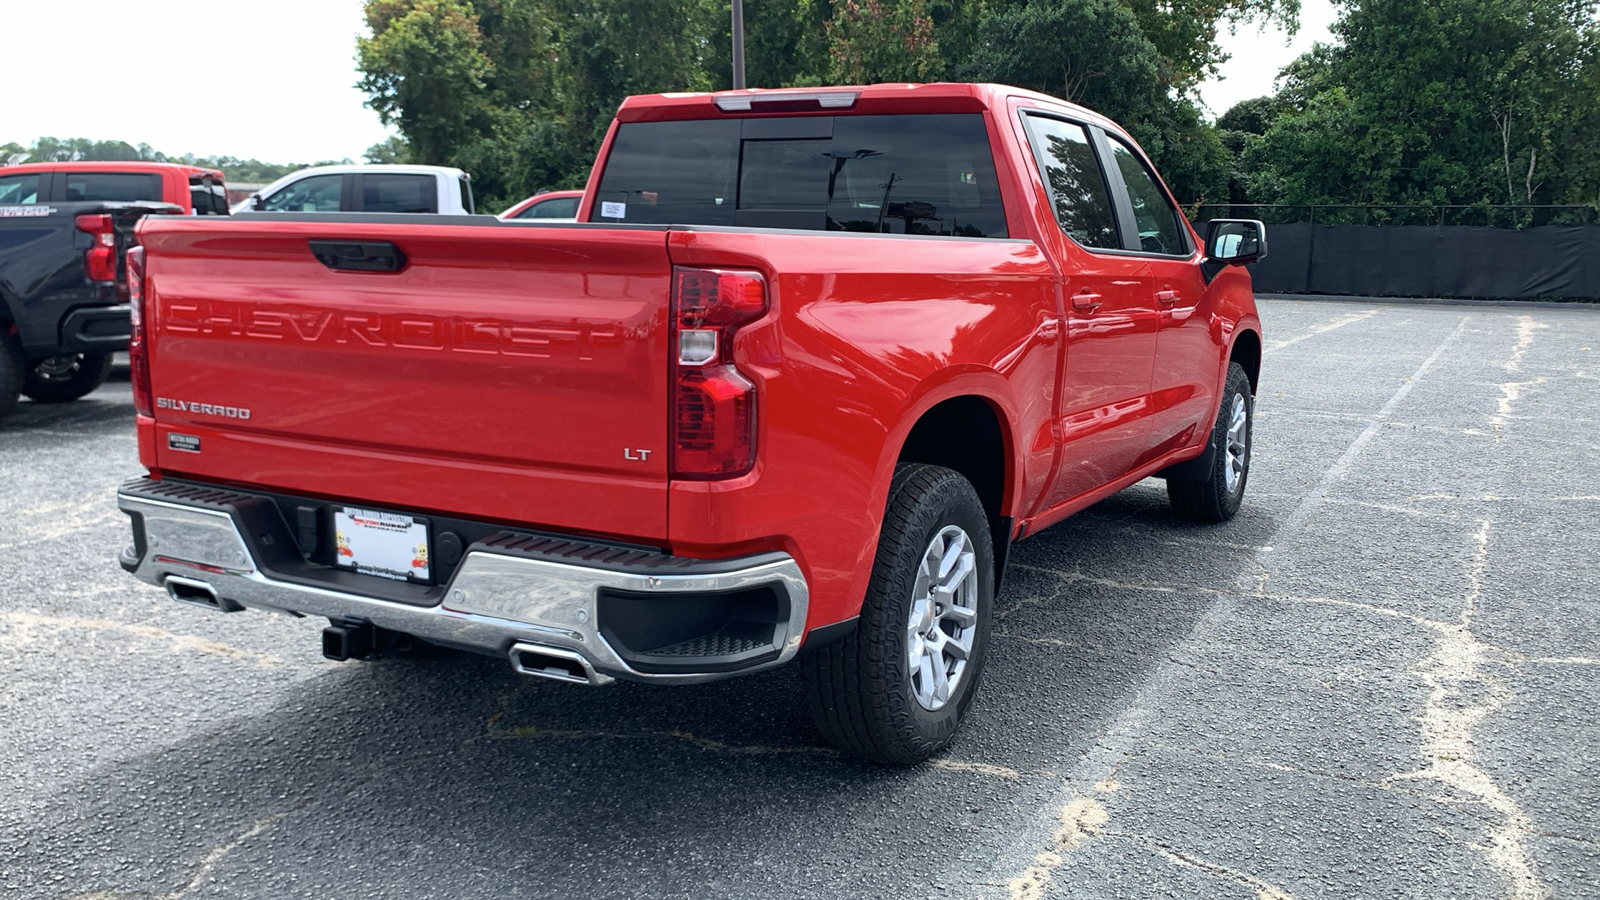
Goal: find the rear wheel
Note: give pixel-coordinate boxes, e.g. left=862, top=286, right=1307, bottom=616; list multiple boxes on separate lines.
left=801, top=463, right=994, bottom=764
left=0, top=330, right=24, bottom=420
left=1167, top=361, right=1253, bottom=522
left=22, top=352, right=114, bottom=404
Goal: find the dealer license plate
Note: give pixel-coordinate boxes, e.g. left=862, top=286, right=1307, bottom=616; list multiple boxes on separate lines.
left=333, top=507, right=431, bottom=583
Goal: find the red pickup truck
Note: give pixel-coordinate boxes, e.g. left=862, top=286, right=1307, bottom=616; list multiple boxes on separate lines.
left=116, top=83, right=1264, bottom=763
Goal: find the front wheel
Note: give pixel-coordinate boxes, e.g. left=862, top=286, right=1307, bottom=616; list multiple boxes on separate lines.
left=1167, top=361, right=1253, bottom=522
left=22, top=352, right=114, bottom=404
left=801, top=463, right=994, bottom=764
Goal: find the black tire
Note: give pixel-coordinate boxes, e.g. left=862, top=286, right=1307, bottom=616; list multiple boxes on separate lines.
left=0, top=329, right=23, bottom=421
left=1168, top=361, right=1253, bottom=522
left=22, top=352, right=114, bottom=404
left=801, top=463, right=994, bottom=764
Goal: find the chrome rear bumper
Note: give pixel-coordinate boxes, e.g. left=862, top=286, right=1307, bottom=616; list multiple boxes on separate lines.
left=117, top=481, right=808, bottom=685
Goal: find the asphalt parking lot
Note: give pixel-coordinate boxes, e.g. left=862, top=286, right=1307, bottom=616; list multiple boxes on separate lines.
left=2, top=298, right=1597, bottom=900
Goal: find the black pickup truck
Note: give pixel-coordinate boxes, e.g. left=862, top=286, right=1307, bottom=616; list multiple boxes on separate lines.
left=0, top=162, right=224, bottom=420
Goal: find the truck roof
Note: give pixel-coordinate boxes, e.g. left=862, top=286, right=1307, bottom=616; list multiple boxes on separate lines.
left=270, top=164, right=467, bottom=179
left=1, top=160, right=225, bottom=180
left=616, top=82, right=1116, bottom=131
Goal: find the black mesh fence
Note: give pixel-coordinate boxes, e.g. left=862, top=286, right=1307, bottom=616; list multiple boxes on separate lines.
left=1190, top=206, right=1600, bottom=300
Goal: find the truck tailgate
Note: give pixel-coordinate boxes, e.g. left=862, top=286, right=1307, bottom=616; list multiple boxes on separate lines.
left=138, top=218, right=672, bottom=542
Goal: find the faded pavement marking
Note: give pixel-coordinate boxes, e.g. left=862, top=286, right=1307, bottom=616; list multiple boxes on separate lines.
left=998, top=320, right=1469, bottom=900
left=161, top=812, right=287, bottom=900
left=1387, top=528, right=1546, bottom=899
left=0, top=610, right=282, bottom=667
left=1490, top=315, right=1549, bottom=434
left=0, top=493, right=122, bottom=550
left=1265, top=309, right=1379, bottom=354
left=1006, top=783, right=1114, bottom=900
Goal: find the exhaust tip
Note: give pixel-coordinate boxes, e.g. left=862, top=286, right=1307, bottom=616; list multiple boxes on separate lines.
left=510, top=643, right=601, bottom=685
left=164, top=576, right=243, bottom=613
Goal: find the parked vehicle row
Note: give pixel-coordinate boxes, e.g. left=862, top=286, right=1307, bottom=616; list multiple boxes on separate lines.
left=0, top=162, right=230, bottom=417
left=112, top=82, right=1267, bottom=762
left=1, top=158, right=579, bottom=418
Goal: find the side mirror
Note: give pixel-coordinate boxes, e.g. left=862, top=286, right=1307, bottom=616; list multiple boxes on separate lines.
left=1204, top=219, right=1267, bottom=266
left=250, top=194, right=265, bottom=211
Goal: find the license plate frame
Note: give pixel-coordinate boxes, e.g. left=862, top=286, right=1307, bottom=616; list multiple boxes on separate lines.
left=332, top=506, right=432, bottom=584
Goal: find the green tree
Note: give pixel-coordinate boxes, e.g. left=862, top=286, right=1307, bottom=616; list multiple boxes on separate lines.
left=1216, top=95, right=1279, bottom=135
left=357, top=0, right=496, bottom=164
left=1122, top=0, right=1301, bottom=91
left=18, top=137, right=164, bottom=162
left=967, top=0, right=1229, bottom=202
left=826, top=0, right=944, bottom=83
left=743, top=0, right=831, bottom=87
left=450, top=119, right=588, bottom=212
left=970, top=0, right=1165, bottom=121
left=364, top=135, right=412, bottom=164
left=550, top=0, right=724, bottom=144
left=1244, top=0, right=1599, bottom=209
left=1215, top=96, right=1279, bottom=202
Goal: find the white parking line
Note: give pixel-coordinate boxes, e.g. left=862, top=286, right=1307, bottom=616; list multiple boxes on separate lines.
left=1265, top=309, right=1380, bottom=354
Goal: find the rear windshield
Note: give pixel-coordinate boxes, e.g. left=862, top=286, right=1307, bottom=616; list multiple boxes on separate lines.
left=189, top=176, right=229, bottom=215
left=363, top=173, right=436, bottom=213
left=0, top=173, right=42, bottom=205
left=64, top=172, right=163, bottom=203
left=517, top=195, right=580, bottom=219
left=593, top=114, right=1007, bottom=238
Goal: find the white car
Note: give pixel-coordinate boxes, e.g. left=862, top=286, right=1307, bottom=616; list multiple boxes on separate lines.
left=233, top=165, right=476, bottom=215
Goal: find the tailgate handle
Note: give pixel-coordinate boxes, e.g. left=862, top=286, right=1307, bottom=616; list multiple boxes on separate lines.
left=308, top=240, right=407, bottom=273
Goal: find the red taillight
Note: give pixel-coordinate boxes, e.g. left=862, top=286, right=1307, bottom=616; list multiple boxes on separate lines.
left=75, top=213, right=117, bottom=282
left=671, top=267, right=768, bottom=479
left=126, top=245, right=152, bottom=416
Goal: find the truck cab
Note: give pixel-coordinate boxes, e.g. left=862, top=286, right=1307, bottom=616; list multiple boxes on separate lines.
left=0, top=162, right=224, bottom=418
left=235, top=165, right=476, bottom=216
left=0, top=161, right=227, bottom=215
left=114, top=83, right=1264, bottom=762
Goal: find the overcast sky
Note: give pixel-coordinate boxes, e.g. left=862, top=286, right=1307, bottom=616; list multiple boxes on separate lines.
left=6, top=0, right=1337, bottom=164
left=1198, top=0, right=1340, bottom=117
left=5, top=0, right=395, bottom=163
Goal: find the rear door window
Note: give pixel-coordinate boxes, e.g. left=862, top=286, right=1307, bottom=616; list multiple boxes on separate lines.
left=594, top=114, right=1008, bottom=238
left=0, top=173, right=42, bottom=205
left=518, top=196, right=580, bottom=219
left=260, top=174, right=343, bottom=212
left=361, top=174, right=436, bottom=213
left=1021, top=115, right=1120, bottom=250
left=1106, top=138, right=1189, bottom=256
left=63, top=172, right=163, bottom=203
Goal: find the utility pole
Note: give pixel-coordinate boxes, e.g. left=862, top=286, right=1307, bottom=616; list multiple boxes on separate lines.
left=731, top=0, right=746, bottom=89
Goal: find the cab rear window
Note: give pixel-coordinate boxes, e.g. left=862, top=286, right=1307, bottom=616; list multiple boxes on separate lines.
left=593, top=114, right=1007, bottom=238
left=64, top=172, right=163, bottom=203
